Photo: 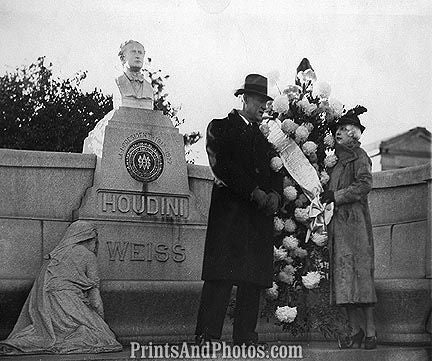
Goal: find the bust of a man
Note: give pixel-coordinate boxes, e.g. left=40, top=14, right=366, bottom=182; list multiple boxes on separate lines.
left=115, top=40, right=154, bottom=109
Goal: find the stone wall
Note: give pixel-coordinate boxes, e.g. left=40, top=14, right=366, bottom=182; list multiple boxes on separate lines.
left=0, top=149, right=430, bottom=344
left=0, top=149, right=96, bottom=338
left=369, top=164, right=431, bottom=344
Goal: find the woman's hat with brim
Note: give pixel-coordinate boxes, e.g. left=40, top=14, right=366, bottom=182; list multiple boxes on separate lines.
left=332, top=105, right=367, bottom=133
left=234, top=74, right=273, bottom=101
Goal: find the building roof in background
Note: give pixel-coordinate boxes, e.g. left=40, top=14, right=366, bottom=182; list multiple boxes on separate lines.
left=365, top=127, right=431, bottom=157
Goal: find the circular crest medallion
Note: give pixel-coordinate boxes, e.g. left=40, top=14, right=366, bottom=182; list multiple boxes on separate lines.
left=125, top=140, right=164, bottom=182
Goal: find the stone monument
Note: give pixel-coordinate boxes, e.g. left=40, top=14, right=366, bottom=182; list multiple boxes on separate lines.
left=78, top=41, right=206, bottom=341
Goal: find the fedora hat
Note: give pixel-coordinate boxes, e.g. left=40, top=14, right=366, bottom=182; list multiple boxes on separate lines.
left=234, top=74, right=273, bottom=101
left=332, top=105, right=367, bottom=133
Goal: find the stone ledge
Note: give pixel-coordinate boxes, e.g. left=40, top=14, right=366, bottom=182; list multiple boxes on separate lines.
left=187, top=162, right=432, bottom=186
left=187, top=164, right=213, bottom=180
left=1, top=279, right=430, bottom=347
left=373, top=164, right=431, bottom=188
left=0, top=148, right=96, bottom=169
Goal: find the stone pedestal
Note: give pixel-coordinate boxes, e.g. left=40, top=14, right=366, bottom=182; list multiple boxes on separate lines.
left=95, top=107, right=189, bottom=195
left=74, top=108, right=207, bottom=341
left=77, top=107, right=200, bottom=221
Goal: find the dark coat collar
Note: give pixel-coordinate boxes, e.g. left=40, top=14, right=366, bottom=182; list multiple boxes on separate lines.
left=228, top=109, right=249, bottom=132
left=335, top=140, right=361, bottom=165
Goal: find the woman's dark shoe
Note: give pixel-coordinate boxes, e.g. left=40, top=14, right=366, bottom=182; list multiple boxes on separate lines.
left=364, top=334, right=377, bottom=350
left=338, top=328, right=365, bottom=349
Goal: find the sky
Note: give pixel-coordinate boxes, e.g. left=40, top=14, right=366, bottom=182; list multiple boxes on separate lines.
left=0, top=0, right=431, bottom=165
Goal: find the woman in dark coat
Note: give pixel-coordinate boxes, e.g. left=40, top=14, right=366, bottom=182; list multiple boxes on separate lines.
left=321, top=106, right=377, bottom=350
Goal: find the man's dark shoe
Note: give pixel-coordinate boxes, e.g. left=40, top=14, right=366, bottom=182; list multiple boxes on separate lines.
left=194, top=335, right=222, bottom=356
left=364, top=334, right=377, bottom=350
left=195, top=333, right=210, bottom=346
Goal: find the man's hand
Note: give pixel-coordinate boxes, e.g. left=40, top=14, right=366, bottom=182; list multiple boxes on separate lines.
left=251, top=187, right=267, bottom=209
left=320, top=190, right=335, bottom=204
left=264, top=192, right=280, bottom=216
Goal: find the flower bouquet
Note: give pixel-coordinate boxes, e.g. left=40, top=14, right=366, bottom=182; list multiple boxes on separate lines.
left=260, top=58, right=349, bottom=339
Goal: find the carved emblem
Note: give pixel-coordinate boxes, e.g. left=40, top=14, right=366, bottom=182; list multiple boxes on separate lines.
left=125, top=140, right=164, bottom=182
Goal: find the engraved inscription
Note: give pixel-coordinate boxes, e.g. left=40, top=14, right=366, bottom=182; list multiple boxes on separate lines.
left=100, top=191, right=189, bottom=219
left=118, top=132, right=173, bottom=165
left=107, top=241, right=186, bottom=262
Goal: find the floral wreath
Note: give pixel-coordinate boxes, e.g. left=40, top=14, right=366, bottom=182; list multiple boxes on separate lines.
left=258, top=58, right=352, bottom=338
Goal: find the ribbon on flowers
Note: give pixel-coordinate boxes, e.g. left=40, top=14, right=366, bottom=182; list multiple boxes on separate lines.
left=265, top=119, right=333, bottom=241
left=267, top=120, right=322, bottom=199
left=305, top=197, right=334, bottom=243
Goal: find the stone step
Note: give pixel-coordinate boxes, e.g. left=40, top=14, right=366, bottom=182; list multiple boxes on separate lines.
left=0, top=342, right=430, bottom=361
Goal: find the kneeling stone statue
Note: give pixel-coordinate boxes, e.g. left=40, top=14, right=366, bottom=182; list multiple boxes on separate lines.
left=0, top=220, right=122, bottom=355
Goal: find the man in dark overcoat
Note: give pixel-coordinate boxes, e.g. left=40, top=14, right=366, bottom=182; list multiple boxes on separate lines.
left=195, top=74, right=283, bottom=345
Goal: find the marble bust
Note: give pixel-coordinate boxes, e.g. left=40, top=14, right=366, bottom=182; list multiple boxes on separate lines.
left=82, top=40, right=155, bottom=156
left=115, top=40, right=154, bottom=109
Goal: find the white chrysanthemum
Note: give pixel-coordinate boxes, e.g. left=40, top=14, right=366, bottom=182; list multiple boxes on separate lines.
left=273, top=217, right=285, bottom=232
left=278, top=271, right=294, bottom=284
left=283, top=235, right=299, bottom=250
left=293, top=247, right=308, bottom=258
left=282, top=264, right=295, bottom=275
left=295, top=125, right=309, bottom=144
left=275, top=306, right=297, bottom=323
left=318, top=98, right=329, bottom=107
left=312, top=233, right=328, bottom=247
left=324, top=154, right=338, bottom=168
left=302, top=141, right=317, bottom=156
left=284, top=218, right=297, bottom=233
left=305, top=103, right=317, bottom=116
left=283, top=85, right=302, bottom=101
left=265, top=282, right=279, bottom=300
left=312, top=81, right=331, bottom=99
left=302, top=271, right=322, bottom=289
left=296, top=97, right=308, bottom=110
left=259, top=123, right=270, bottom=137
left=283, top=186, right=297, bottom=201
left=281, top=119, right=298, bottom=135
left=329, top=98, right=344, bottom=117
left=297, top=97, right=317, bottom=116
left=285, top=256, right=294, bottom=265
left=320, top=171, right=330, bottom=185
left=270, top=156, right=284, bottom=172
left=272, top=95, right=290, bottom=114
left=298, top=69, right=317, bottom=83
left=302, top=122, right=314, bottom=132
left=294, top=194, right=308, bottom=207
left=294, top=208, right=309, bottom=223
left=323, top=133, right=335, bottom=147
left=274, top=246, right=288, bottom=261
left=265, top=288, right=278, bottom=300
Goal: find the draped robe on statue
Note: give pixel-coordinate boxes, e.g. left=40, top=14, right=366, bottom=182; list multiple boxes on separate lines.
left=0, top=221, right=122, bottom=355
